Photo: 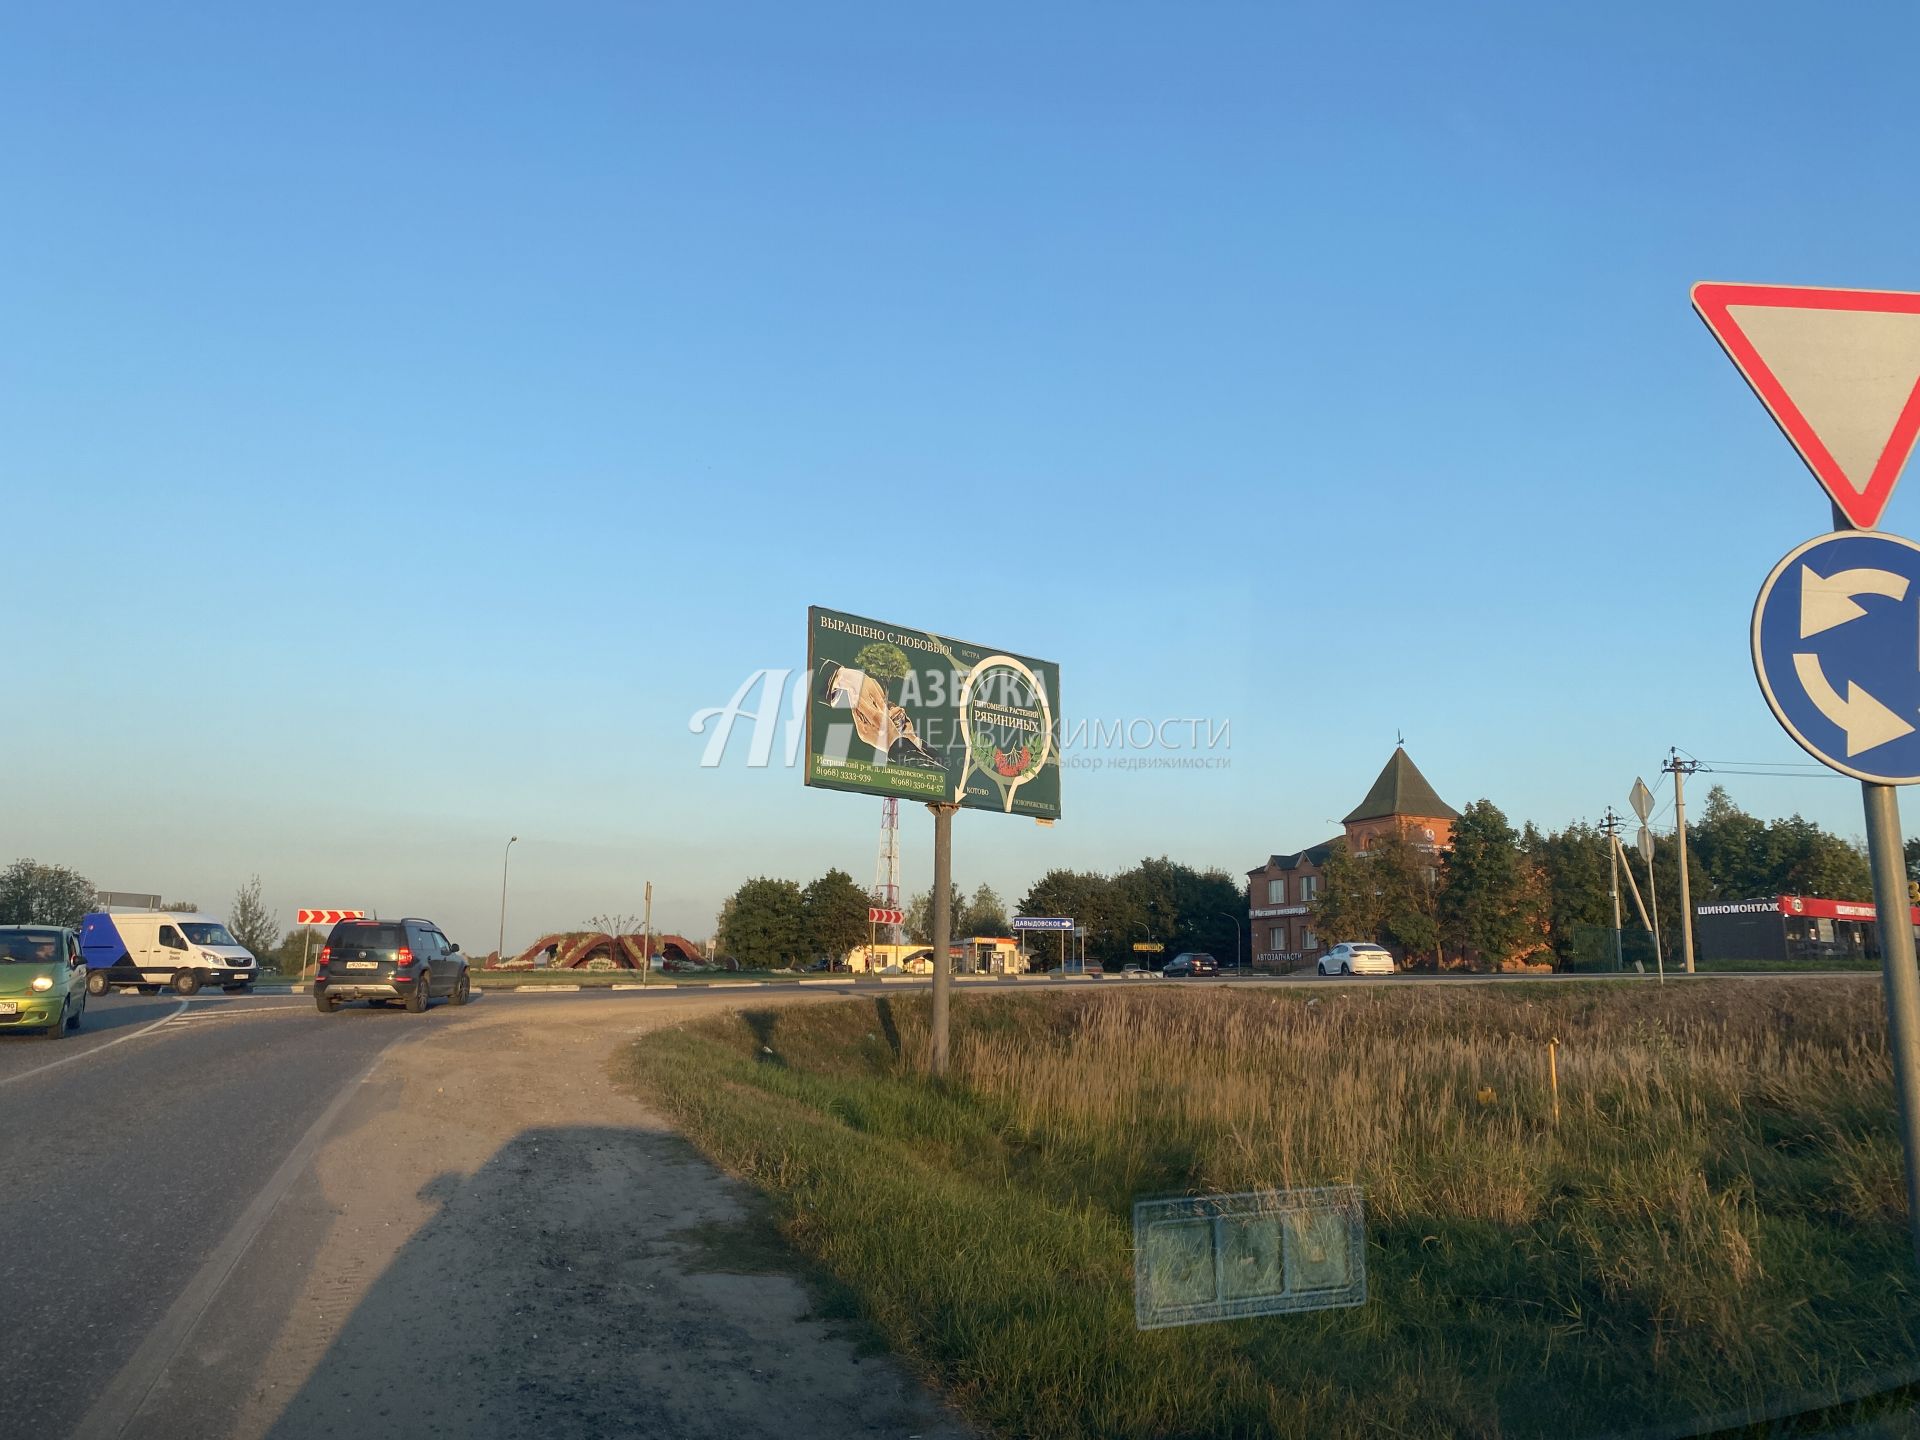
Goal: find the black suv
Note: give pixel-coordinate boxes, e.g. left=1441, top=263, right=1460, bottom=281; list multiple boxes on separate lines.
left=1163, top=952, right=1219, bottom=978
left=315, top=917, right=471, bottom=1014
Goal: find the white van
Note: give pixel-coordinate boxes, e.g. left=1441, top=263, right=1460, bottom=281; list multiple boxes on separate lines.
left=80, top=911, right=259, bottom=996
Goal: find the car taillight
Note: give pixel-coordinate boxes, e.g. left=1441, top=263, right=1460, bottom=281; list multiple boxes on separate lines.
left=395, top=947, right=413, bottom=967
left=318, top=947, right=331, bottom=965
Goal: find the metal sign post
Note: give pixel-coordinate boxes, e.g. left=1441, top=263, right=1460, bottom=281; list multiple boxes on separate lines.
left=1637, top=823, right=1664, bottom=985
left=1697, top=279, right=1920, bottom=1268
left=928, top=803, right=957, bottom=1076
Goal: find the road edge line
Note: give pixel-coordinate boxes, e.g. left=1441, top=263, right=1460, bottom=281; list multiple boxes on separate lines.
left=69, top=1033, right=410, bottom=1440
left=0, top=1000, right=188, bottom=1090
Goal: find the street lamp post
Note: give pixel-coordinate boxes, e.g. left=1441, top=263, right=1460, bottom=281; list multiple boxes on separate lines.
left=497, top=836, right=519, bottom=964
left=1217, top=912, right=1243, bottom=973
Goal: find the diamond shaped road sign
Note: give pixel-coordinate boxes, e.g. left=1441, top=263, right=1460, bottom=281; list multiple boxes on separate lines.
left=1629, top=777, right=1654, bottom=823
left=1693, top=283, right=1920, bottom=529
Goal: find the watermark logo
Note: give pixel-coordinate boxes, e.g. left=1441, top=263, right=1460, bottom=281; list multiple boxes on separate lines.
left=689, top=667, right=1229, bottom=772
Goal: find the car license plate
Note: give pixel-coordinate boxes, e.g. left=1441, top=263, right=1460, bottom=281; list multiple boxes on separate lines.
left=345, top=961, right=378, bottom=970
left=0, top=1001, right=17, bottom=1016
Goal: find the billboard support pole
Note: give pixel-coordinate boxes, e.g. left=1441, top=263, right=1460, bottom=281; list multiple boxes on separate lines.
left=928, top=802, right=957, bottom=1077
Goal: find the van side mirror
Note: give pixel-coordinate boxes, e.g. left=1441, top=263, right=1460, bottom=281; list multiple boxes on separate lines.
left=448, top=941, right=461, bottom=953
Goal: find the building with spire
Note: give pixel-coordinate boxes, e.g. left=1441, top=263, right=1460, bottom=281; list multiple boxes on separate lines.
left=1339, top=746, right=1460, bottom=855
left=1247, top=746, right=1459, bottom=968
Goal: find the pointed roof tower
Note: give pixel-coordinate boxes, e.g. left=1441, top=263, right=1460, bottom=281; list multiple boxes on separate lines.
left=1342, top=747, right=1459, bottom=825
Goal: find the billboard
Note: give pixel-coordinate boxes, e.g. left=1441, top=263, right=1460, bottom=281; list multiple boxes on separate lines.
left=805, top=606, right=1061, bottom=820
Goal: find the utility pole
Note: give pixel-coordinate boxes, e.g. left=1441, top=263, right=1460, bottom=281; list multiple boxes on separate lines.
left=642, top=881, right=653, bottom=986
left=1665, top=750, right=1702, bottom=973
left=1601, top=808, right=1626, bottom=973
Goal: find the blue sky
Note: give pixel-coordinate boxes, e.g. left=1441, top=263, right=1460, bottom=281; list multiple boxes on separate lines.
left=3, top=2, right=1917, bottom=949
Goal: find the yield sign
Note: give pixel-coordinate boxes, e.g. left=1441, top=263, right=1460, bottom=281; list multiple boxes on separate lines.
left=1692, top=283, right=1920, bottom=528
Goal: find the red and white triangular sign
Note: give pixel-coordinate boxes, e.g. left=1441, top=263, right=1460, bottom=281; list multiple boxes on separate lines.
left=1693, top=282, right=1920, bottom=528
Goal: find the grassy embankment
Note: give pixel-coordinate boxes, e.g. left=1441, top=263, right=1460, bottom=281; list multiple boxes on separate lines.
left=620, top=981, right=1920, bottom=1439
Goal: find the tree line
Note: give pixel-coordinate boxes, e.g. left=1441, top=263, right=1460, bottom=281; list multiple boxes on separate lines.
left=1309, top=788, right=1889, bottom=969
left=1017, top=857, right=1245, bottom=968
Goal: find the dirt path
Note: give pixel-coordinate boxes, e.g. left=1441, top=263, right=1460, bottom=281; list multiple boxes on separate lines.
left=122, top=992, right=973, bottom=1439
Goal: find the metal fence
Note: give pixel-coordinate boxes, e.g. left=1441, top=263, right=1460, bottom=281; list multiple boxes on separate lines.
left=1563, top=925, right=1659, bottom=973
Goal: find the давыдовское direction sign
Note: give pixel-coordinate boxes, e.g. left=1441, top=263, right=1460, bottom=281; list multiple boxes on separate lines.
left=805, top=606, right=1061, bottom=819
left=1753, top=530, right=1920, bottom=784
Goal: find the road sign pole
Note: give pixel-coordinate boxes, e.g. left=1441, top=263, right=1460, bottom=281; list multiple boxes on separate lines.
left=1864, top=781, right=1920, bottom=1270
left=1645, top=839, right=1664, bottom=985
left=928, top=802, right=957, bottom=1078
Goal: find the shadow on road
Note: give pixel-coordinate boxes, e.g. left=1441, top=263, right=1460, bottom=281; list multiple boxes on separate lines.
left=239, top=1124, right=953, bottom=1440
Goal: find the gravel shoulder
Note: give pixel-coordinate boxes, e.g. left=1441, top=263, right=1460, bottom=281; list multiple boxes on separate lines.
left=119, top=992, right=973, bottom=1440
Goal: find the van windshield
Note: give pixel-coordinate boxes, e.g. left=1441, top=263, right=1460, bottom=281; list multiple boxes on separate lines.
left=180, top=923, right=238, bottom=947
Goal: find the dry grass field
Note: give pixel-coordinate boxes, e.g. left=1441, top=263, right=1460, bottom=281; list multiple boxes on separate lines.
left=620, top=980, right=1920, bottom=1438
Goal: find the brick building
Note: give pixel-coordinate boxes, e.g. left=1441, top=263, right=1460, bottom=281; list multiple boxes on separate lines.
left=1248, top=747, right=1459, bottom=969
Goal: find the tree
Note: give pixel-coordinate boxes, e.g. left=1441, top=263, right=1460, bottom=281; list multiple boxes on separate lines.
left=1311, top=842, right=1382, bottom=953
left=1439, top=800, right=1542, bottom=967
left=228, top=874, right=279, bottom=959
left=270, top=925, right=330, bottom=975
left=853, top=642, right=911, bottom=688
left=1308, top=838, right=1440, bottom=965
left=162, top=899, right=200, bottom=912
left=716, top=877, right=807, bottom=969
left=0, top=860, right=96, bottom=928
left=906, top=885, right=965, bottom=943
left=959, top=884, right=1008, bottom=936
left=803, top=868, right=871, bottom=960
left=1525, top=822, right=1613, bottom=967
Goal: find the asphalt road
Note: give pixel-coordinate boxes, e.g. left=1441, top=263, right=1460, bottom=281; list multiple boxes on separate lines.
left=0, top=993, right=478, bottom=1438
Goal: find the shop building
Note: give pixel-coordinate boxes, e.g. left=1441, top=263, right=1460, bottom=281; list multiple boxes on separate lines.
left=1694, top=894, right=1920, bottom=965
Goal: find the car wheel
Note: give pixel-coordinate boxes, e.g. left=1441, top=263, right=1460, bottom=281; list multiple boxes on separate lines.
left=1317, top=962, right=1327, bottom=976
left=1341, top=962, right=1352, bottom=975
left=451, top=971, right=471, bottom=1006
left=67, top=999, right=82, bottom=1030
left=172, top=970, right=202, bottom=997
left=42, top=1002, right=66, bottom=1040
left=405, top=981, right=429, bottom=1014
left=85, top=971, right=109, bottom=997
left=315, top=991, right=339, bottom=1015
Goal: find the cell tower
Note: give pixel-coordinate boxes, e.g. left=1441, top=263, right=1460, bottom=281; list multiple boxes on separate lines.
left=873, top=797, right=903, bottom=944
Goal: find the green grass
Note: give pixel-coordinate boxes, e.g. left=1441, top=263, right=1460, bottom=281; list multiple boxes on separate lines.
left=617, top=981, right=1920, bottom=1439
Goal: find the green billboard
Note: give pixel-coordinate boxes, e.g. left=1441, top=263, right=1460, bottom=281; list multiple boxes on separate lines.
left=805, top=606, right=1062, bottom=820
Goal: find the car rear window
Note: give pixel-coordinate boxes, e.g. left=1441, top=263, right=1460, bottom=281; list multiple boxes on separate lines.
left=329, top=922, right=404, bottom=954
left=0, top=931, right=62, bottom=962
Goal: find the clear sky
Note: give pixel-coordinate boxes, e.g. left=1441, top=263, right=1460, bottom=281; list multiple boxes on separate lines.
left=4, top=2, right=1917, bottom=950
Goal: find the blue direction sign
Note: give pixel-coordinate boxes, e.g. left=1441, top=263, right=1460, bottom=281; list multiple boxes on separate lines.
left=1753, top=531, right=1920, bottom=783
left=1012, top=915, right=1073, bottom=931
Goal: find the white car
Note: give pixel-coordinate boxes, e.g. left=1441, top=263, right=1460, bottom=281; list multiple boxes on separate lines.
left=1318, top=942, right=1395, bottom=977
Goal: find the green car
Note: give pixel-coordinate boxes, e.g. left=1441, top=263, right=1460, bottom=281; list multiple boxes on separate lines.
left=0, top=925, right=89, bottom=1038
